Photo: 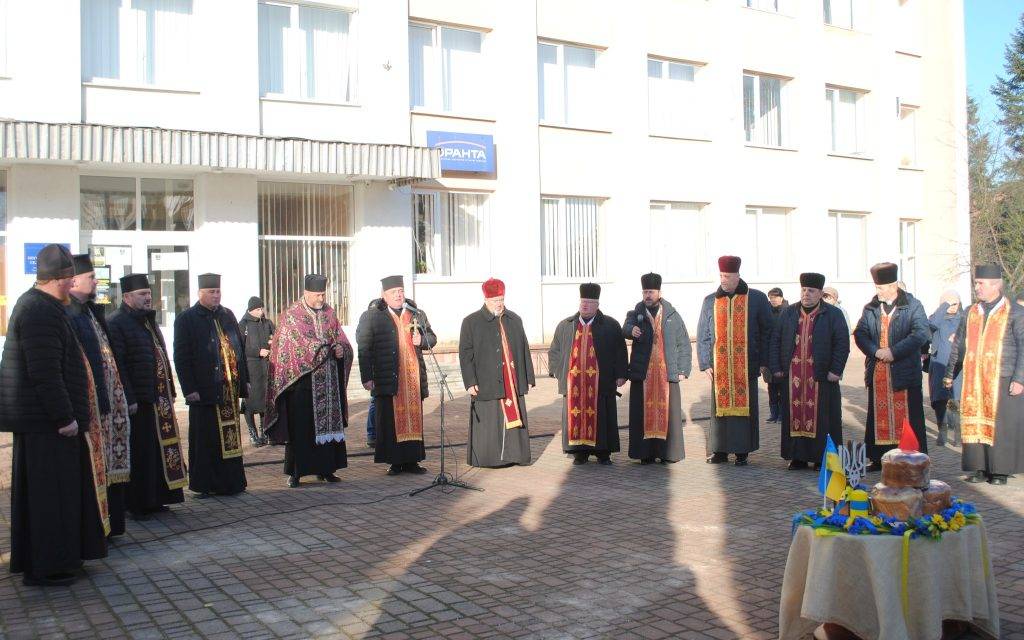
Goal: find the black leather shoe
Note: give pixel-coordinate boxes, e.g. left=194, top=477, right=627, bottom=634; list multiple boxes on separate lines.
left=734, top=457, right=749, bottom=467
left=787, top=460, right=808, bottom=471
left=989, top=475, right=1008, bottom=486
left=598, top=457, right=612, bottom=466
left=572, top=454, right=588, bottom=465
left=386, top=465, right=402, bottom=476
left=706, top=453, right=728, bottom=464
left=196, top=492, right=213, bottom=499
left=318, top=474, right=341, bottom=483
left=964, top=471, right=987, bottom=484
left=405, top=463, right=428, bottom=475
left=640, top=458, right=654, bottom=465
left=287, top=476, right=299, bottom=488
left=366, top=439, right=376, bottom=449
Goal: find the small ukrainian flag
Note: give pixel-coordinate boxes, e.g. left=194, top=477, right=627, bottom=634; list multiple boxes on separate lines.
left=818, top=435, right=847, bottom=503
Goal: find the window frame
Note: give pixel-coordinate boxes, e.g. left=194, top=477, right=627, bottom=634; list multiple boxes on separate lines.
left=0, top=0, right=8, bottom=78
left=649, top=201, right=707, bottom=281
left=745, top=0, right=782, bottom=14
left=898, top=103, right=919, bottom=168
left=899, top=218, right=919, bottom=293
left=537, top=40, right=604, bottom=130
left=823, top=0, right=855, bottom=30
left=258, top=0, right=359, bottom=105
left=408, top=21, right=488, bottom=118
left=827, top=211, right=869, bottom=281
left=412, top=189, right=492, bottom=281
left=743, top=72, right=788, bottom=149
left=743, top=206, right=792, bottom=280
left=540, top=195, right=606, bottom=282
left=647, top=56, right=705, bottom=140
left=826, top=85, right=869, bottom=157
left=80, top=175, right=195, bottom=233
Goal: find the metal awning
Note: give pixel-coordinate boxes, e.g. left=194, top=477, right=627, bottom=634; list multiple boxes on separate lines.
left=0, top=120, right=440, bottom=182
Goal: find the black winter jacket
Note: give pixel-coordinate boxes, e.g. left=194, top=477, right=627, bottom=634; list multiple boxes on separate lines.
left=768, top=302, right=850, bottom=381
left=0, top=288, right=92, bottom=433
left=173, top=303, right=249, bottom=406
left=356, top=298, right=436, bottom=398
left=853, top=290, right=930, bottom=390
left=458, top=306, right=535, bottom=400
left=107, top=303, right=175, bottom=406
left=66, top=296, right=113, bottom=414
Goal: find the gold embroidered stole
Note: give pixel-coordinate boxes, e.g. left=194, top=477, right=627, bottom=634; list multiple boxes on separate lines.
left=961, top=301, right=1009, bottom=446
left=78, top=346, right=111, bottom=537
left=146, top=324, right=188, bottom=490
left=497, top=316, right=524, bottom=429
left=643, top=309, right=670, bottom=440
left=390, top=310, right=424, bottom=443
left=214, top=319, right=243, bottom=459
left=713, top=294, right=750, bottom=417
left=566, top=320, right=599, bottom=446
left=88, top=313, right=131, bottom=484
left=872, top=309, right=908, bottom=445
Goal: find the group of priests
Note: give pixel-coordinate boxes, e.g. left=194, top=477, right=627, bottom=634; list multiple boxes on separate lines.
left=0, top=244, right=1020, bottom=588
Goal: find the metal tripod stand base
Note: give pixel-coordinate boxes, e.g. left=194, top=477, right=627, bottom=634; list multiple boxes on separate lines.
left=409, top=471, right=483, bottom=496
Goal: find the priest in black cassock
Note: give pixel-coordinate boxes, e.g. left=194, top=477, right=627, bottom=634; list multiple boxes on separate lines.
left=0, top=244, right=107, bottom=586
left=108, top=273, right=186, bottom=519
left=769, top=273, right=850, bottom=470
left=356, top=275, right=436, bottom=476
left=459, top=278, right=534, bottom=468
left=265, top=274, right=351, bottom=488
left=550, top=283, right=628, bottom=465
left=624, top=273, right=690, bottom=464
left=67, top=254, right=132, bottom=536
left=696, top=256, right=773, bottom=466
left=174, top=274, right=248, bottom=497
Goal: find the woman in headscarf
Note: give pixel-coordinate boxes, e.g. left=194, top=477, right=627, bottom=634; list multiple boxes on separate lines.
left=928, top=290, right=964, bottom=446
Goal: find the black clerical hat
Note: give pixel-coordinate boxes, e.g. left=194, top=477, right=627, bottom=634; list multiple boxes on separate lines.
left=579, top=283, right=601, bottom=300
left=197, top=273, right=221, bottom=289
left=641, top=272, right=662, bottom=290
left=870, top=262, right=899, bottom=285
left=304, top=274, right=328, bottom=292
left=380, top=275, right=404, bottom=291
left=72, top=253, right=95, bottom=276
left=36, top=244, right=74, bottom=280
left=120, top=273, right=150, bottom=293
left=974, top=264, right=1002, bottom=279
left=247, top=296, right=264, bottom=311
left=799, top=273, right=826, bottom=290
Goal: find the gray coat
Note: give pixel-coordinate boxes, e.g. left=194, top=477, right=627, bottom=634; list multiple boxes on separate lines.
left=948, top=297, right=1024, bottom=385
left=622, top=299, right=692, bottom=381
left=696, top=280, right=774, bottom=376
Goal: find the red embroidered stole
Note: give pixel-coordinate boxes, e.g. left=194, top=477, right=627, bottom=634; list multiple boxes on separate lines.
left=789, top=306, right=822, bottom=438
left=872, top=310, right=908, bottom=445
left=961, top=301, right=1009, bottom=446
left=214, top=319, right=243, bottom=459
left=497, top=316, right=523, bottom=429
left=78, top=347, right=111, bottom=537
left=643, top=309, right=670, bottom=440
left=566, top=320, right=599, bottom=446
left=147, top=324, right=188, bottom=490
left=89, top=313, right=130, bottom=484
left=713, top=294, right=750, bottom=417
left=390, top=310, right=424, bottom=443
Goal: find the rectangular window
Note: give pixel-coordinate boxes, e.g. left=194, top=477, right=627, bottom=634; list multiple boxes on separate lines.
left=744, top=206, right=790, bottom=280
left=743, top=73, right=784, bottom=147
left=826, top=86, right=868, bottom=155
left=899, top=218, right=918, bottom=293
left=823, top=0, right=854, bottom=29
left=409, top=23, right=485, bottom=115
left=0, top=170, right=7, bottom=336
left=538, top=41, right=601, bottom=127
left=81, top=0, right=194, bottom=86
left=648, top=58, right=701, bottom=138
left=898, top=104, right=918, bottom=167
left=0, top=0, right=8, bottom=76
left=259, top=1, right=356, bottom=102
left=650, top=202, right=704, bottom=279
left=541, top=196, right=603, bottom=279
left=413, top=191, right=490, bottom=278
left=746, top=0, right=780, bottom=12
left=827, top=212, right=867, bottom=281
left=81, top=176, right=194, bottom=232
left=257, top=182, right=352, bottom=322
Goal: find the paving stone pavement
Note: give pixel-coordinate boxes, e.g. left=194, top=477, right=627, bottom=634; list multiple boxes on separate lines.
left=0, top=354, right=1021, bottom=640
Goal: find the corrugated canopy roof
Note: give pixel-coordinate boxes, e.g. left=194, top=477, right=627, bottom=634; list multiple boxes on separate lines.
left=0, top=120, right=440, bottom=181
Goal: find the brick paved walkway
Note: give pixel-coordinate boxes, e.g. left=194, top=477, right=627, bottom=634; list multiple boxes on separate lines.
left=0, top=354, right=1021, bottom=639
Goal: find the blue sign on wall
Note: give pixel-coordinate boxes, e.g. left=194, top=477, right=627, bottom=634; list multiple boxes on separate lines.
left=426, top=131, right=495, bottom=173
left=24, top=243, right=71, bottom=275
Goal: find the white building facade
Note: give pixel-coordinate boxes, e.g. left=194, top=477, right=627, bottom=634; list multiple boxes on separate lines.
left=0, top=0, right=969, bottom=347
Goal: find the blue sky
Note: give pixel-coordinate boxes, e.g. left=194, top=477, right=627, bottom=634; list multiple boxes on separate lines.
left=965, top=1, right=1024, bottom=130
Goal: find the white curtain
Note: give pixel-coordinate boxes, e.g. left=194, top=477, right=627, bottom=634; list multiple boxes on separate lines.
left=413, top=193, right=438, bottom=275
left=442, top=27, right=482, bottom=114
left=828, top=88, right=861, bottom=153
left=445, top=193, right=487, bottom=276
left=258, top=2, right=290, bottom=96
left=836, top=213, right=866, bottom=281
left=564, top=197, right=599, bottom=278
left=299, top=5, right=351, bottom=101
left=541, top=198, right=560, bottom=277
left=757, top=208, right=789, bottom=280
left=564, top=45, right=597, bottom=126
left=81, top=0, right=192, bottom=85
left=758, top=76, right=782, bottom=146
left=825, top=0, right=854, bottom=28
left=651, top=203, right=700, bottom=278
left=537, top=43, right=561, bottom=122
left=408, top=24, right=433, bottom=108
left=649, top=60, right=696, bottom=136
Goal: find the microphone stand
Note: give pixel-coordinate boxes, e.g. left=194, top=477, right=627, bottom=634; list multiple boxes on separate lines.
left=409, top=306, right=482, bottom=496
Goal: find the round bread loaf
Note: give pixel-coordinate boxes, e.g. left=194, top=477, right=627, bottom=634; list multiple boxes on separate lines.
left=881, top=448, right=930, bottom=488
left=921, top=479, right=952, bottom=515
left=870, top=482, right=923, bottom=521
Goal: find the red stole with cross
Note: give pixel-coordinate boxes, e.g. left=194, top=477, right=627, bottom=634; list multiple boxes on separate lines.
left=390, top=309, right=424, bottom=443
left=789, top=305, right=822, bottom=438
left=566, top=319, right=599, bottom=446
left=872, top=309, right=908, bottom=445
left=713, top=294, right=750, bottom=417
left=497, top=315, right=524, bottom=429
left=961, top=300, right=1009, bottom=446
left=643, top=309, right=670, bottom=440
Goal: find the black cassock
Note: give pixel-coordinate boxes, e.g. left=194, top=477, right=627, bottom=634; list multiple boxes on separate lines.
left=548, top=311, right=628, bottom=458
left=769, top=302, right=850, bottom=464
left=280, top=369, right=349, bottom=478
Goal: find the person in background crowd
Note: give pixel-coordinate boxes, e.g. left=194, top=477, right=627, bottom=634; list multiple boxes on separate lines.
left=238, top=296, right=275, bottom=447
left=927, top=290, right=964, bottom=446
left=822, top=287, right=851, bottom=332
left=766, top=287, right=788, bottom=423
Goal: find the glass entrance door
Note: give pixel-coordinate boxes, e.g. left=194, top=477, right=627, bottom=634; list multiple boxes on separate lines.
left=147, top=245, right=190, bottom=327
